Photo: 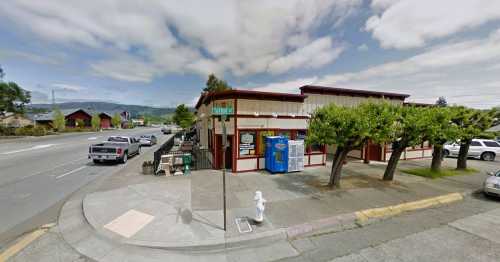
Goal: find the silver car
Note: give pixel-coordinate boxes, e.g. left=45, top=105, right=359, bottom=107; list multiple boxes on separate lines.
left=484, top=170, right=500, bottom=197
left=444, top=139, right=500, bottom=161
left=139, top=134, right=157, bottom=146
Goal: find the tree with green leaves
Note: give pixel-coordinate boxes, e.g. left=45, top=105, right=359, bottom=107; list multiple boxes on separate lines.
left=91, top=113, right=101, bottom=131
left=425, top=107, right=459, bottom=171
left=75, top=119, right=85, bottom=128
left=383, top=106, right=431, bottom=181
left=112, top=113, right=122, bottom=128
left=173, top=104, right=195, bottom=129
left=435, top=96, right=447, bottom=107
left=307, top=101, right=398, bottom=187
left=452, top=106, right=494, bottom=169
left=203, top=74, right=231, bottom=92
left=0, top=67, right=31, bottom=114
left=53, top=108, right=66, bottom=131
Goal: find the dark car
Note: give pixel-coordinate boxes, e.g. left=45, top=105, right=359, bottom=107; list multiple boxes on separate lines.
left=139, top=135, right=157, bottom=146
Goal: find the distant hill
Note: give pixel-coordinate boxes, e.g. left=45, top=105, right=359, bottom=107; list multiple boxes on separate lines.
left=29, top=102, right=177, bottom=118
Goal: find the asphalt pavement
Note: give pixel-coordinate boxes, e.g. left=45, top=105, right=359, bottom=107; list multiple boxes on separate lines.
left=0, top=127, right=168, bottom=247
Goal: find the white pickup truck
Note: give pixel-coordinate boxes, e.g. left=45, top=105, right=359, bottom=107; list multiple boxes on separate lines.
left=88, top=136, right=141, bottom=164
left=444, top=139, right=500, bottom=161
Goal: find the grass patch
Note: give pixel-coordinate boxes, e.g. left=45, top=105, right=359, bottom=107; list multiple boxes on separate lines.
left=402, top=167, right=478, bottom=179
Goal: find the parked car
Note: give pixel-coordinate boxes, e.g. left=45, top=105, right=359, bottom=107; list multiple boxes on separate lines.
left=161, top=126, right=172, bottom=134
left=139, top=134, right=157, bottom=146
left=88, top=136, right=141, bottom=164
left=484, top=170, right=500, bottom=197
left=444, top=139, right=500, bottom=161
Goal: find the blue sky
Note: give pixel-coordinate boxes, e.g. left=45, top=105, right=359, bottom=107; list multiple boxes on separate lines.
left=1, top=0, right=500, bottom=108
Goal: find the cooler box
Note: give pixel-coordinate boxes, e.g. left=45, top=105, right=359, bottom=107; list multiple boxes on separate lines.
left=288, top=140, right=305, bottom=172
left=265, top=136, right=289, bottom=173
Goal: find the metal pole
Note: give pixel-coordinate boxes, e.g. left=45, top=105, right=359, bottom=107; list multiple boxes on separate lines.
left=221, top=115, right=227, bottom=231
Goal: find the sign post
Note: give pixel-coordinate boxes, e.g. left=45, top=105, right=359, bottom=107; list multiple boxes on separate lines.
left=212, top=102, right=233, bottom=231
left=221, top=114, right=227, bottom=231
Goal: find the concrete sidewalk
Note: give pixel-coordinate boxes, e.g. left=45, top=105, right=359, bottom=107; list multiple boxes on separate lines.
left=75, top=158, right=490, bottom=253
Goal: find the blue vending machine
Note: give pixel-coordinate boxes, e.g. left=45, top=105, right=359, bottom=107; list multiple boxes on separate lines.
left=265, top=136, right=289, bottom=173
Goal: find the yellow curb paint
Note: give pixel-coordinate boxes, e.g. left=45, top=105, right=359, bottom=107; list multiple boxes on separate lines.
left=0, top=228, right=48, bottom=262
left=355, top=193, right=463, bottom=223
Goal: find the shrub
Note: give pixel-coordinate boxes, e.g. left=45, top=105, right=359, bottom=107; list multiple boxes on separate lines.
left=14, top=126, right=47, bottom=136
left=0, top=125, right=16, bottom=136
left=142, top=160, right=154, bottom=167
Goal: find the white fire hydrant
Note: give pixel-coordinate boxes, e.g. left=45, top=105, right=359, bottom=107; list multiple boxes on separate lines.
left=254, top=191, right=266, bottom=223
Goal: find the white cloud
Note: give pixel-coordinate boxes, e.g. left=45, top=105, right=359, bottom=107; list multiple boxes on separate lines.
left=51, top=83, right=86, bottom=92
left=0, top=49, right=65, bottom=65
left=0, top=0, right=360, bottom=82
left=267, top=37, right=344, bottom=74
left=366, top=0, right=500, bottom=49
left=252, top=29, right=500, bottom=108
left=357, top=44, right=369, bottom=51
left=250, top=76, right=319, bottom=94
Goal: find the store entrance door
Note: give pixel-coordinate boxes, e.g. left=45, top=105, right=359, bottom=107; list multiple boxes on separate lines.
left=215, top=135, right=233, bottom=170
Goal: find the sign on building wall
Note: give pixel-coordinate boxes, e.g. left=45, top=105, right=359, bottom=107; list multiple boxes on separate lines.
left=212, top=100, right=234, bottom=115
left=239, top=131, right=256, bottom=156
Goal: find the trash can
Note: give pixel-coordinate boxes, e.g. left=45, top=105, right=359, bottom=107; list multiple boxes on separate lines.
left=182, top=153, right=192, bottom=175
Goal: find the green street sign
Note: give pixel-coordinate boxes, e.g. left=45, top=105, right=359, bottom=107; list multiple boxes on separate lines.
left=212, top=106, right=234, bottom=115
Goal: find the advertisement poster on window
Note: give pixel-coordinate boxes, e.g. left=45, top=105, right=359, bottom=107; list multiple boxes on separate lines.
left=239, top=131, right=256, bottom=156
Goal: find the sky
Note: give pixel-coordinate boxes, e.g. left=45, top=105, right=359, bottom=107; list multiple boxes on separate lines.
left=0, top=0, right=500, bottom=109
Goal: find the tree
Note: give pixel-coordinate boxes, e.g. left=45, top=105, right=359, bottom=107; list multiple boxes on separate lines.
left=435, top=96, right=447, bottom=107
left=173, top=104, right=195, bottom=129
left=307, top=101, right=398, bottom=187
left=452, top=106, right=493, bottom=170
left=53, top=108, right=66, bottom=131
left=91, top=113, right=101, bottom=131
left=0, top=65, right=5, bottom=80
left=425, top=107, right=459, bottom=172
left=0, top=82, right=31, bottom=114
left=75, top=119, right=85, bottom=128
left=491, top=107, right=500, bottom=126
left=112, top=113, right=122, bottom=128
left=203, top=74, right=232, bottom=92
left=383, top=106, right=431, bottom=181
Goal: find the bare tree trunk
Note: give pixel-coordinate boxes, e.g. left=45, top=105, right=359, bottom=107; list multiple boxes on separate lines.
left=431, top=144, right=443, bottom=172
left=329, top=146, right=350, bottom=188
left=329, top=146, right=343, bottom=186
left=383, top=141, right=406, bottom=181
left=456, top=140, right=471, bottom=170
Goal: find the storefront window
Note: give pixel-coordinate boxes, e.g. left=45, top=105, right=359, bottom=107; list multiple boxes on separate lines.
left=258, top=131, right=274, bottom=155
left=296, top=130, right=306, bottom=140
left=239, top=131, right=256, bottom=156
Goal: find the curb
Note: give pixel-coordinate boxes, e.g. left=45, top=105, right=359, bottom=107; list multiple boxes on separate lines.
left=286, top=192, right=465, bottom=239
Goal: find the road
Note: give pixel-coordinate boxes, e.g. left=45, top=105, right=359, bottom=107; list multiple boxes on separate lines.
left=284, top=193, right=500, bottom=262
left=0, top=128, right=167, bottom=246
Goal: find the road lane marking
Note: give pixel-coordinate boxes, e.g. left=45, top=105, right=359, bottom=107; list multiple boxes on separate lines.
left=55, top=166, right=87, bottom=179
left=1, top=144, right=57, bottom=155
left=0, top=157, right=89, bottom=189
left=87, top=136, right=100, bottom=140
left=0, top=227, right=48, bottom=261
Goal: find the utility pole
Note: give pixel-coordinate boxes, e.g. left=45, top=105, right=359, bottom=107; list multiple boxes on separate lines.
left=51, top=90, right=56, bottom=110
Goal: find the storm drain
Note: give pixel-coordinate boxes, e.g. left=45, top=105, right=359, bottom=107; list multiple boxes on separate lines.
left=235, top=217, right=253, bottom=234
